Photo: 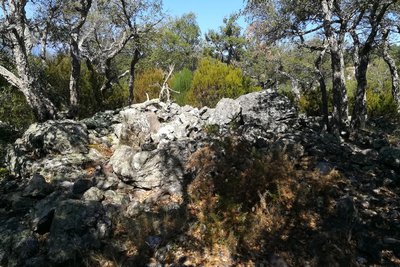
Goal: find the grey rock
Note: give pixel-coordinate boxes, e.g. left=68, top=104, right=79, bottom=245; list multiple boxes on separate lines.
left=25, top=153, right=91, bottom=183
left=6, top=120, right=90, bottom=178
left=109, top=145, right=136, bottom=178
left=270, top=136, right=304, bottom=161
left=18, top=120, right=88, bottom=156
left=31, top=192, right=65, bottom=234
left=95, top=175, right=119, bottom=190
left=0, top=122, right=19, bottom=167
left=103, top=190, right=130, bottom=207
left=315, top=161, right=334, bottom=175
left=383, top=237, right=400, bottom=245
left=12, top=231, right=39, bottom=261
left=133, top=151, right=151, bottom=170
left=134, top=149, right=184, bottom=189
left=23, top=173, right=53, bottom=198
left=72, top=178, right=92, bottom=194
left=81, top=110, right=119, bottom=131
left=82, top=187, right=104, bottom=202
left=237, top=91, right=297, bottom=133
left=208, top=98, right=242, bottom=125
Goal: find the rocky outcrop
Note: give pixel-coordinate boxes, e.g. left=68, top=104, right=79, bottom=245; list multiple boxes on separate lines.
left=1, top=90, right=399, bottom=266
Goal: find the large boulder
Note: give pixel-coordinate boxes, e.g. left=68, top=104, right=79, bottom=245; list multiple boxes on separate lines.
left=208, top=90, right=298, bottom=144
left=6, top=120, right=89, bottom=177
left=109, top=142, right=186, bottom=191
left=209, top=98, right=242, bottom=126
left=237, top=90, right=297, bottom=133
left=16, top=120, right=88, bottom=156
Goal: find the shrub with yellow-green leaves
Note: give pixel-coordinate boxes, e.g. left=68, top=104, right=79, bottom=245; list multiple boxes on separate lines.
left=188, top=57, right=260, bottom=107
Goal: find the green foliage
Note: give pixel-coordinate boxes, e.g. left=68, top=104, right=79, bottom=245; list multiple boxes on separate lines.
left=366, top=88, right=398, bottom=118
left=365, top=58, right=398, bottom=118
left=0, top=168, right=8, bottom=176
left=134, top=68, right=164, bottom=103
left=203, top=124, right=220, bottom=136
left=346, top=58, right=398, bottom=119
left=0, top=86, right=35, bottom=130
left=145, top=13, right=201, bottom=71
left=45, top=55, right=70, bottom=110
left=170, top=68, right=193, bottom=105
left=189, top=57, right=260, bottom=107
left=299, top=89, right=322, bottom=116
left=204, top=14, right=246, bottom=64
left=45, top=54, right=101, bottom=118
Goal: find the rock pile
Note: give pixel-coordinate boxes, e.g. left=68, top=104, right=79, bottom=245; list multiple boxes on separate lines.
left=0, top=90, right=399, bottom=266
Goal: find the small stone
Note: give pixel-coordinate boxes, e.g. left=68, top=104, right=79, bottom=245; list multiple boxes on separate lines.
left=356, top=256, right=367, bottom=265
left=72, top=179, right=92, bottom=194
left=82, top=187, right=104, bottom=202
left=362, top=209, right=377, bottom=216
left=360, top=201, right=370, bottom=209
left=383, top=237, right=400, bottom=244
left=23, top=173, right=53, bottom=198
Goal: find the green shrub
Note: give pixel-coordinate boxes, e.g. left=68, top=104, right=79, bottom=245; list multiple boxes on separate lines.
left=189, top=57, right=260, bottom=107
left=366, top=87, right=398, bottom=118
left=299, top=89, right=323, bottom=116
left=0, top=86, right=35, bottom=130
left=170, top=68, right=193, bottom=106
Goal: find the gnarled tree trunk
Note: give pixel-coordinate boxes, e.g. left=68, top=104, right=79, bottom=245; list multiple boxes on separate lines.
left=382, top=29, right=400, bottom=113
left=128, top=48, right=141, bottom=105
left=315, top=45, right=330, bottom=132
left=69, top=38, right=81, bottom=118
left=322, top=0, right=348, bottom=133
left=0, top=0, right=57, bottom=122
left=350, top=2, right=392, bottom=130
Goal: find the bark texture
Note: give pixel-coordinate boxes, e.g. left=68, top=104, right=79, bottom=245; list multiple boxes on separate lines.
left=0, top=0, right=57, bottom=122
left=322, top=0, right=348, bottom=133
left=128, top=48, right=141, bottom=105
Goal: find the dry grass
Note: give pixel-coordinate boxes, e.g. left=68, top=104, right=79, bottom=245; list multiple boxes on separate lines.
left=161, top=137, right=349, bottom=266
left=88, top=143, right=114, bottom=158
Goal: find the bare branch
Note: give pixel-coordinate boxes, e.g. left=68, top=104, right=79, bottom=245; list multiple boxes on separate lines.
left=0, top=65, right=22, bottom=88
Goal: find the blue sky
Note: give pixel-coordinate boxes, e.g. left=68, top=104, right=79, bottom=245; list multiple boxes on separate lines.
left=163, top=0, right=247, bottom=34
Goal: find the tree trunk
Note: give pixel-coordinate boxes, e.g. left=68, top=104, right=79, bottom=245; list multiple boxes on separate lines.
left=86, top=59, right=103, bottom=109
left=315, top=47, right=330, bottom=132
left=99, top=59, right=114, bottom=94
left=0, top=0, right=57, bottom=122
left=13, top=43, right=57, bottom=122
left=382, top=30, right=400, bottom=112
left=69, top=39, right=81, bottom=118
left=128, top=49, right=141, bottom=105
left=351, top=54, right=369, bottom=130
left=349, top=3, right=391, bottom=130
left=330, top=44, right=348, bottom=132
left=321, top=0, right=348, bottom=133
